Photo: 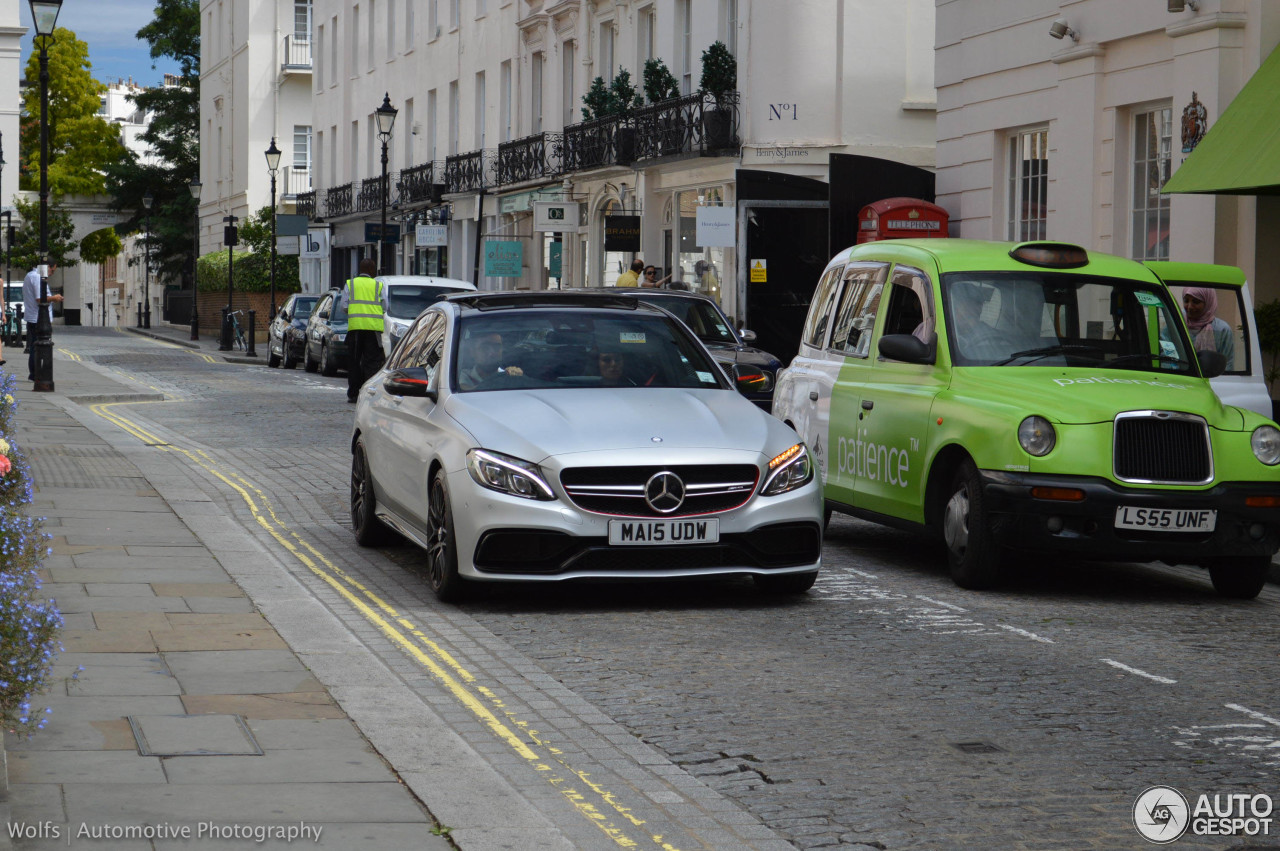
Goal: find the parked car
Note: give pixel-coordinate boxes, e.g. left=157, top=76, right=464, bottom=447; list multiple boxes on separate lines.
left=302, top=289, right=348, bottom=376
left=4, top=283, right=22, bottom=345
left=377, top=275, right=477, bottom=355
left=267, top=293, right=320, bottom=369
left=1144, top=261, right=1274, bottom=421
left=588, top=288, right=784, bottom=409
left=773, top=239, right=1280, bottom=599
left=349, top=290, right=823, bottom=601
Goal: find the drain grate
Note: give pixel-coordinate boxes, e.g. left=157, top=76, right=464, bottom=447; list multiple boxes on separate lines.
left=951, top=741, right=1003, bottom=754
left=128, top=714, right=264, bottom=756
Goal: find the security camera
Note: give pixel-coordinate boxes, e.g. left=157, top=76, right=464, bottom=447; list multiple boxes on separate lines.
left=1048, top=18, right=1079, bottom=42
left=1168, top=0, right=1199, bottom=11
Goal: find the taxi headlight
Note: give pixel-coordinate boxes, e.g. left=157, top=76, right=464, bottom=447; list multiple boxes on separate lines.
left=1018, top=416, right=1056, bottom=457
left=1252, top=425, right=1280, bottom=466
left=466, top=449, right=557, bottom=500
left=762, top=444, right=813, bottom=496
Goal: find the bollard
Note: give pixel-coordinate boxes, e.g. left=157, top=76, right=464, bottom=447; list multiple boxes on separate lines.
left=246, top=310, right=258, bottom=357
left=219, top=306, right=231, bottom=351
left=137, top=302, right=143, bottom=328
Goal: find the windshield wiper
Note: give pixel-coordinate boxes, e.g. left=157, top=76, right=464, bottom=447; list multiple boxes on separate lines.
left=1106, top=353, right=1193, bottom=369
left=994, top=344, right=1105, bottom=366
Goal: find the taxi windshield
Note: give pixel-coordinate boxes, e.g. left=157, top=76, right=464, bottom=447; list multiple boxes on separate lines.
left=452, top=310, right=727, bottom=392
left=941, top=272, right=1197, bottom=374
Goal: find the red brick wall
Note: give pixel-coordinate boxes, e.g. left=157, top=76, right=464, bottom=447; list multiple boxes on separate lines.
left=193, top=291, right=289, bottom=341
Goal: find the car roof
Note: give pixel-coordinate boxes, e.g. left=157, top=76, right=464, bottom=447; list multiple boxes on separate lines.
left=558, top=287, right=717, bottom=303
left=1143, top=260, right=1247, bottom=288
left=444, top=290, right=671, bottom=316
left=837, top=238, right=1162, bottom=282
left=376, top=275, right=477, bottom=290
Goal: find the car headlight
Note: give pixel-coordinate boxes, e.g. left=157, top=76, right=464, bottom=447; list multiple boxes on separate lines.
left=1018, top=416, right=1056, bottom=457
left=761, top=444, right=813, bottom=496
left=333, top=333, right=346, bottom=342
left=1252, top=425, right=1280, bottom=466
left=466, top=449, right=557, bottom=500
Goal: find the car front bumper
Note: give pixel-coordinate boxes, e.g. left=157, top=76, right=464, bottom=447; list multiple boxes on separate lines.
left=448, top=465, right=823, bottom=582
left=981, top=470, right=1280, bottom=563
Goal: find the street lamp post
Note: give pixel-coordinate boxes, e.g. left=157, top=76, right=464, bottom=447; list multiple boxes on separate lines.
left=189, top=178, right=201, bottom=340
left=220, top=214, right=238, bottom=351
left=375, top=93, right=398, bottom=275
left=30, top=0, right=63, bottom=393
left=265, top=138, right=281, bottom=320
left=142, top=190, right=153, bottom=329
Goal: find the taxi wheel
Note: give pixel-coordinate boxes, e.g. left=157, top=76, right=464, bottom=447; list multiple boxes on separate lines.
left=943, top=460, right=1001, bottom=590
left=426, top=470, right=467, bottom=602
left=350, top=440, right=392, bottom=547
left=753, top=571, right=818, bottom=595
left=1208, top=556, right=1270, bottom=600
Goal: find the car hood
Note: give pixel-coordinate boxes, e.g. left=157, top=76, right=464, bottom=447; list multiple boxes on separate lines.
left=445, top=388, right=783, bottom=461
left=951, top=367, right=1244, bottom=429
left=702, top=341, right=782, bottom=370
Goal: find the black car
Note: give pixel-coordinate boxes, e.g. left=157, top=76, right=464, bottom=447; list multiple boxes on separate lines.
left=267, top=293, right=319, bottom=369
left=302, top=289, right=349, bottom=376
left=612, top=289, right=784, bottom=408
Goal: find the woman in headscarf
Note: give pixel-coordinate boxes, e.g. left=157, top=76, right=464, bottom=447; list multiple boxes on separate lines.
left=1181, top=286, right=1235, bottom=370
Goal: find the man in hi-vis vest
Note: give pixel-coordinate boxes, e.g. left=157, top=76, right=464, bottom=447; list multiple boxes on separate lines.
left=342, top=258, right=386, bottom=403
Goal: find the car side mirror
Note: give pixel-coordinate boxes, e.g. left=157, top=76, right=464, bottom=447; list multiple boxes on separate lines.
left=729, top=363, right=770, bottom=394
left=319, top=310, right=330, bottom=319
left=739, top=329, right=758, bottom=343
left=384, top=367, right=437, bottom=400
left=878, top=333, right=935, bottom=365
left=1196, top=348, right=1227, bottom=378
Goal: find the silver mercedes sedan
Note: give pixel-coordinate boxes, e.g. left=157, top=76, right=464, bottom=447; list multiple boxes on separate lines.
left=349, top=291, right=823, bottom=601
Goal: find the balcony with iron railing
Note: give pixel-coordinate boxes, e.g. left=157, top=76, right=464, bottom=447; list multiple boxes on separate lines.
left=282, top=166, right=311, bottom=197
left=296, top=191, right=316, bottom=218
left=357, top=174, right=392, bottom=213
left=282, top=35, right=312, bottom=71
left=561, top=114, right=629, bottom=173
left=496, top=132, right=563, bottom=186
left=445, top=150, right=490, bottom=194
left=325, top=183, right=352, bottom=218
left=398, top=161, right=446, bottom=205
left=632, top=91, right=741, bottom=161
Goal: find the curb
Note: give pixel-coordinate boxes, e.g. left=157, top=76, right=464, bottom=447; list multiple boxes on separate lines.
left=122, top=326, right=268, bottom=366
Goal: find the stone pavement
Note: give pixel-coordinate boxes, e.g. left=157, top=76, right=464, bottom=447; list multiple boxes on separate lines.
left=1, top=350, right=452, bottom=850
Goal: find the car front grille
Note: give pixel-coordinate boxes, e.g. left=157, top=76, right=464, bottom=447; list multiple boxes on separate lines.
left=559, top=464, right=759, bottom=517
left=1113, top=411, right=1212, bottom=485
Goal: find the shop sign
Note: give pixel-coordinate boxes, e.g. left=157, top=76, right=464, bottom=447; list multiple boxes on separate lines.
left=416, top=224, right=448, bottom=246
left=604, top=215, right=641, bottom=251
left=750, top=259, right=767, bottom=283
left=485, top=240, right=523, bottom=277
left=695, top=206, right=735, bottom=248
left=533, top=201, right=581, bottom=231
left=364, top=223, right=401, bottom=244
left=276, top=214, right=309, bottom=236
left=549, top=241, right=563, bottom=277
left=276, top=236, right=300, bottom=256
left=300, top=228, right=330, bottom=259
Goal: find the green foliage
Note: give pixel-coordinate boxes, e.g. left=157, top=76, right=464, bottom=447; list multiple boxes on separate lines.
left=581, top=76, right=613, bottom=122
left=610, top=69, right=644, bottom=112
left=8, top=196, right=78, bottom=272
left=643, top=58, right=681, bottom=104
left=19, top=29, right=124, bottom=196
left=699, top=40, right=737, bottom=101
left=103, top=0, right=200, bottom=288
left=1255, top=298, right=1280, bottom=397
left=581, top=69, right=645, bottom=121
left=238, top=207, right=302, bottom=292
left=0, top=372, right=64, bottom=738
left=195, top=208, right=301, bottom=296
left=79, top=228, right=122, bottom=266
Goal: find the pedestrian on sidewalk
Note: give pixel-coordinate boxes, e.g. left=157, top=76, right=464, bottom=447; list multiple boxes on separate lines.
left=342, top=258, right=386, bottom=403
left=614, top=259, right=645, bottom=288
left=23, top=263, right=61, bottom=380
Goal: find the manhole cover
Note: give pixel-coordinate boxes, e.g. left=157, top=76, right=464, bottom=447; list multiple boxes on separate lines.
left=128, top=714, right=263, bottom=756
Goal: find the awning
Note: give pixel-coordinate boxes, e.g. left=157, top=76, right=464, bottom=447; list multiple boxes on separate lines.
left=1162, top=44, right=1280, bottom=196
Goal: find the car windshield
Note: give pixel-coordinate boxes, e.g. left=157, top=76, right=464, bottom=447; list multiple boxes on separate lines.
left=386, top=285, right=465, bottom=319
left=330, top=293, right=347, bottom=322
left=637, top=295, right=738, bottom=344
left=292, top=297, right=318, bottom=320
left=942, top=272, right=1197, bottom=374
left=453, top=310, right=728, bottom=392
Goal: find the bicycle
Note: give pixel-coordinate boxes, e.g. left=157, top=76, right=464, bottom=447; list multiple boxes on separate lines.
left=228, top=310, right=248, bottom=351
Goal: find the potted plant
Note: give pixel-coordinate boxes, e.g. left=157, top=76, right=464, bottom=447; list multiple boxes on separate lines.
left=1256, top=298, right=1280, bottom=421
left=643, top=58, right=683, bottom=155
left=699, top=40, right=737, bottom=149
left=609, top=68, right=643, bottom=165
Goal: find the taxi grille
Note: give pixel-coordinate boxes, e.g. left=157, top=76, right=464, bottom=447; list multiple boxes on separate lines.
left=1113, top=413, right=1212, bottom=484
left=559, top=464, right=759, bottom=517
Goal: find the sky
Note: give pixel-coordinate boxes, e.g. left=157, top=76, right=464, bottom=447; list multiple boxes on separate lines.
left=18, top=1, right=180, bottom=88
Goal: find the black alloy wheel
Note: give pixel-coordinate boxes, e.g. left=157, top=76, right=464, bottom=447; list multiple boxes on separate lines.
left=283, top=340, right=298, bottom=369
left=942, top=459, right=1003, bottom=590
left=425, top=470, right=466, bottom=602
left=350, top=440, right=391, bottom=547
left=1208, top=556, right=1270, bottom=600
left=303, top=342, right=318, bottom=372
left=320, top=343, right=338, bottom=376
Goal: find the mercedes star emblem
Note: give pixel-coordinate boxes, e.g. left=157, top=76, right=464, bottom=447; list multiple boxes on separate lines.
left=644, top=471, right=686, bottom=514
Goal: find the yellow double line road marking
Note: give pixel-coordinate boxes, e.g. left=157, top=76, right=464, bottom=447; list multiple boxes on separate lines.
left=89, top=399, right=683, bottom=851
left=57, top=348, right=82, bottom=362
left=120, top=330, right=218, bottom=363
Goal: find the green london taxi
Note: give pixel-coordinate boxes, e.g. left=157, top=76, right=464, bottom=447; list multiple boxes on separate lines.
left=772, top=239, right=1280, bottom=598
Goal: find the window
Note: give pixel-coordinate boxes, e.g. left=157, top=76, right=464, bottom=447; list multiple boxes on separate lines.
left=475, top=71, right=486, bottom=149
left=293, top=125, right=312, bottom=170
left=639, top=7, right=656, bottom=63
left=402, top=99, right=413, bottom=168
left=1007, top=128, right=1047, bottom=241
left=599, top=22, right=615, bottom=83
left=329, top=124, right=337, bottom=185
left=1132, top=106, right=1173, bottom=261
left=532, top=52, right=544, bottom=134
left=427, top=89, right=437, bottom=161
left=367, top=0, right=376, bottom=70
left=802, top=267, right=844, bottom=349
left=351, top=5, right=360, bottom=78
left=449, top=81, right=459, bottom=155
left=830, top=264, right=888, bottom=356
left=295, top=0, right=311, bottom=39
left=350, top=120, right=359, bottom=181
left=315, top=24, right=324, bottom=91
left=476, top=0, right=487, bottom=15
left=386, top=0, right=394, bottom=54
left=429, top=0, right=438, bottom=37
left=329, top=15, right=337, bottom=85
left=315, top=129, right=324, bottom=190
left=724, top=0, right=738, bottom=56
left=677, top=0, right=692, bottom=95
left=405, top=0, right=414, bottom=50
left=449, top=0, right=459, bottom=29
left=500, top=61, right=512, bottom=143
left=883, top=265, right=933, bottom=343
left=562, top=41, right=576, bottom=126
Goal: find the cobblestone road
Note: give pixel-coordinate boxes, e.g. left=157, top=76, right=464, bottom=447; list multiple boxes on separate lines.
left=52, top=328, right=1280, bottom=850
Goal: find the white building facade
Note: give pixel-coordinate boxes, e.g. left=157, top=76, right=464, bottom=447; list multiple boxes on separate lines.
left=934, top=0, right=1280, bottom=304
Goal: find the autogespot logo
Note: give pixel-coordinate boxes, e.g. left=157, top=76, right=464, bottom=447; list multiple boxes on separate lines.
left=1134, top=786, right=1190, bottom=844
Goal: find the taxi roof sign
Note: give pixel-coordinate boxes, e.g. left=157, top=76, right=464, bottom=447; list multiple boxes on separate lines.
left=1009, top=242, right=1089, bottom=269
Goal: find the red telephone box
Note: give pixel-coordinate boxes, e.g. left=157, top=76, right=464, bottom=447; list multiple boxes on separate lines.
left=856, top=197, right=949, bottom=243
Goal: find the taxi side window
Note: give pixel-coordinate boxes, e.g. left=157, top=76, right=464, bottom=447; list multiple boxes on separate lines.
left=802, top=266, right=845, bottom=348
left=1176, top=284, right=1246, bottom=375
left=830, top=264, right=889, bottom=357
left=882, top=265, right=935, bottom=343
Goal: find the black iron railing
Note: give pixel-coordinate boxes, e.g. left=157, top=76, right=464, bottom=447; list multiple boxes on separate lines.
left=445, top=150, right=488, bottom=194
left=562, top=114, right=629, bottom=172
left=325, top=183, right=352, bottom=218
left=296, top=190, right=316, bottom=218
left=632, top=91, right=740, bottom=161
left=357, top=175, right=391, bottom=213
left=398, top=162, right=442, bottom=204
left=496, top=132, right=563, bottom=186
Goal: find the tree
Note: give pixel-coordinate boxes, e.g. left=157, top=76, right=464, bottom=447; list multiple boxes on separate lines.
left=609, top=69, right=644, bottom=112
left=699, top=41, right=737, bottom=103
left=80, top=228, right=123, bottom=323
left=8, top=196, right=77, bottom=272
left=581, top=76, right=614, bottom=122
left=643, top=59, right=680, bottom=104
left=19, top=28, right=124, bottom=196
left=103, top=0, right=200, bottom=288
